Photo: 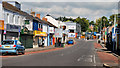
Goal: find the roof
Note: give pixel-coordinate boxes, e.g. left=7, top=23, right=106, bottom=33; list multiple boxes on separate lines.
left=42, top=20, right=58, bottom=28
left=2, top=1, right=57, bottom=27
left=2, top=2, right=35, bottom=20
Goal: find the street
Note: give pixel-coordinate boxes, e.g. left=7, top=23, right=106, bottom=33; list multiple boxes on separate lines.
left=2, top=39, right=102, bottom=67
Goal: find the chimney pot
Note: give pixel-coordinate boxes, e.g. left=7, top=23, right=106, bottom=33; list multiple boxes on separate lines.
left=31, top=12, right=35, bottom=17
left=36, top=14, right=40, bottom=19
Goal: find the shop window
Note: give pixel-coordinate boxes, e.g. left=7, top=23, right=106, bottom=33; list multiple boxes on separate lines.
left=69, top=30, right=74, bottom=33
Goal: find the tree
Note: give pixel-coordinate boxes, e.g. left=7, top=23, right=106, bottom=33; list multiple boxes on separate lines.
left=89, top=21, right=94, bottom=25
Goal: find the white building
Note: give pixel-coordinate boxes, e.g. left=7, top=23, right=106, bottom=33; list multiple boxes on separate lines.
left=64, top=21, right=81, bottom=38
left=45, top=14, right=58, bottom=28
left=2, top=1, right=35, bottom=48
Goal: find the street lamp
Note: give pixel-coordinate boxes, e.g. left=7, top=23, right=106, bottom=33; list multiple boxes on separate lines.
left=103, top=18, right=106, bottom=46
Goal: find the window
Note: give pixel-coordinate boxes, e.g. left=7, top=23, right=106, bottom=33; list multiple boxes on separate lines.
left=2, top=41, right=14, bottom=45
left=6, top=13, right=9, bottom=23
left=38, top=23, right=41, bottom=28
left=69, top=30, right=74, bottom=33
left=5, top=13, right=9, bottom=23
left=38, top=23, right=42, bottom=29
left=18, top=16, right=19, bottom=25
left=13, top=15, right=15, bottom=24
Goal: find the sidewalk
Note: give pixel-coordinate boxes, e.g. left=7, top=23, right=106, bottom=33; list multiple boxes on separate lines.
left=94, top=42, right=119, bottom=67
left=25, top=45, right=55, bottom=52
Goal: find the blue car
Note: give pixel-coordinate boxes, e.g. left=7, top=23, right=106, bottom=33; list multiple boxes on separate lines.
left=67, top=39, right=74, bottom=45
left=0, top=40, right=25, bottom=55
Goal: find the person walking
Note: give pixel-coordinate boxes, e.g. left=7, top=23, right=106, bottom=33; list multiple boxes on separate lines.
left=42, top=38, right=45, bottom=47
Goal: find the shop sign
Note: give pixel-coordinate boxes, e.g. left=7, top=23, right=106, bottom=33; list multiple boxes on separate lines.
left=55, top=28, right=62, bottom=38
left=21, top=27, right=33, bottom=35
left=6, top=24, right=21, bottom=32
left=39, top=32, right=47, bottom=36
left=34, top=30, right=47, bottom=36
left=68, top=33, right=75, bottom=37
left=49, top=27, right=54, bottom=33
left=68, top=26, right=76, bottom=29
left=0, top=20, right=4, bottom=30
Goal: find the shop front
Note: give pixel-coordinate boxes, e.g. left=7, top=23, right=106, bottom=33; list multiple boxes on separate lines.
left=0, top=20, right=4, bottom=43
left=33, top=30, right=47, bottom=48
left=20, top=27, right=33, bottom=48
left=49, top=27, right=55, bottom=45
left=5, top=24, right=21, bottom=40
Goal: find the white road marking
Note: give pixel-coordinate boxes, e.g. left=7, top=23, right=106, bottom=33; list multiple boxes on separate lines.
left=77, top=58, right=81, bottom=61
left=93, top=55, right=96, bottom=63
left=85, top=58, right=92, bottom=62
left=93, top=55, right=96, bottom=66
left=61, top=54, right=64, bottom=56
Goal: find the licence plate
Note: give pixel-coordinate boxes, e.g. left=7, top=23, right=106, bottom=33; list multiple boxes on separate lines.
left=4, top=46, right=10, bottom=48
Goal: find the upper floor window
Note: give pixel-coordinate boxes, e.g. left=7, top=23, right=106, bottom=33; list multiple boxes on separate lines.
left=7, top=13, right=9, bottom=23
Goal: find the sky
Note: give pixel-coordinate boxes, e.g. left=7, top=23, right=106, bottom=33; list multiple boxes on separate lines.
left=3, top=0, right=119, bottom=21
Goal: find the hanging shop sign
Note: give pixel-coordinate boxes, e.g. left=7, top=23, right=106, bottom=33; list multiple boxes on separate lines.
left=55, top=28, right=62, bottom=38
left=34, top=30, right=47, bottom=36
left=6, top=24, right=21, bottom=32
left=21, top=27, right=33, bottom=35
left=0, top=20, right=4, bottom=30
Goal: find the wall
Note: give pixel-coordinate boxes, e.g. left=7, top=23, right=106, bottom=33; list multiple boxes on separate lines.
left=42, top=24, right=48, bottom=33
left=0, top=2, right=3, bottom=20
left=45, top=16, right=58, bottom=27
left=25, top=20, right=33, bottom=31
left=4, top=9, right=23, bottom=27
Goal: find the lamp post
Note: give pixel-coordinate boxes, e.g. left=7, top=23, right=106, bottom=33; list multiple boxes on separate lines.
left=103, top=18, right=106, bottom=46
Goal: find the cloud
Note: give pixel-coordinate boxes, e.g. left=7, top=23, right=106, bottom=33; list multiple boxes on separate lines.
left=19, top=2, right=119, bottom=21
left=2, top=0, right=119, bottom=2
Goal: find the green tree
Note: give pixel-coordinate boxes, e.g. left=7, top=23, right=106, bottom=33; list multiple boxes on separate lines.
left=89, top=21, right=94, bottom=25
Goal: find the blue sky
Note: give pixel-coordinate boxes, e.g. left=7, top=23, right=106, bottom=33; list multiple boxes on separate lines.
left=3, top=0, right=119, bottom=21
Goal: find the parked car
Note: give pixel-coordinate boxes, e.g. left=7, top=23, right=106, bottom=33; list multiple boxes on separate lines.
left=0, top=40, right=25, bottom=55
left=67, top=39, right=74, bottom=45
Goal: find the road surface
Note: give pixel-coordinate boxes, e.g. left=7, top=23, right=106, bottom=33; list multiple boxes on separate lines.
left=2, top=39, right=102, bottom=67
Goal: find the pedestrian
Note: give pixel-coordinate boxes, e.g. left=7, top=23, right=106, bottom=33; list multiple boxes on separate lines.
left=42, top=38, right=45, bottom=47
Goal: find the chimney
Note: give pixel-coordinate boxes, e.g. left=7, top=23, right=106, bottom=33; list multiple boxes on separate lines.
left=31, top=12, right=35, bottom=17
left=36, top=14, right=40, bottom=19
left=42, top=17, right=47, bottom=21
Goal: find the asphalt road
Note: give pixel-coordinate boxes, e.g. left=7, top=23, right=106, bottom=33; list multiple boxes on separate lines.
left=2, top=39, right=102, bottom=67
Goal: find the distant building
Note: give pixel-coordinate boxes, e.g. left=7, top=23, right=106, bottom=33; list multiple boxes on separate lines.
left=64, top=21, right=81, bottom=38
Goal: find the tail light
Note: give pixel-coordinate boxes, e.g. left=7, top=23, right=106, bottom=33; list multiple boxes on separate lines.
left=0, top=45, right=2, bottom=47
left=13, top=45, right=16, bottom=47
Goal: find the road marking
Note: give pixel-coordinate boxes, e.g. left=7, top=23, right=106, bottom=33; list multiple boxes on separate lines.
left=84, top=58, right=93, bottom=62
left=93, top=55, right=96, bottom=63
left=77, top=58, right=81, bottom=61
left=61, top=54, right=64, bottom=56
left=93, top=55, right=96, bottom=66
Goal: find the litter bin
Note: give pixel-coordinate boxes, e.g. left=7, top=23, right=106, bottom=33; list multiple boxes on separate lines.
left=61, top=43, right=64, bottom=47
left=55, top=43, right=59, bottom=47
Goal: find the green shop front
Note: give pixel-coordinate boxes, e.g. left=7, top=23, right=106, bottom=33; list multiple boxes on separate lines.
left=20, top=27, right=33, bottom=48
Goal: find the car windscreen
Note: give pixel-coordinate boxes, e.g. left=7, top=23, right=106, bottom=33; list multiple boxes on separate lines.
left=2, top=41, right=14, bottom=45
left=69, top=40, right=73, bottom=41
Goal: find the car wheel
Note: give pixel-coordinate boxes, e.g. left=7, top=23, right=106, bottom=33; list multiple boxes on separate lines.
left=22, top=50, right=25, bottom=54
left=16, top=50, right=19, bottom=55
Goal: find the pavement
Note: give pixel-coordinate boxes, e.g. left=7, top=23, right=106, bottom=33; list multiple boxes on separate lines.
left=94, top=42, right=119, bottom=67
left=0, top=42, right=75, bottom=58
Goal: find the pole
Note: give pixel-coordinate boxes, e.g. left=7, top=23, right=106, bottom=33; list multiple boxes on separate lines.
left=104, top=21, right=105, bottom=46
